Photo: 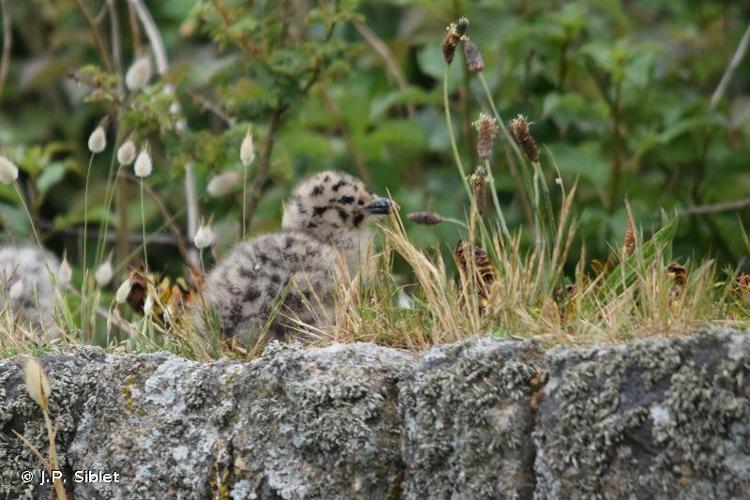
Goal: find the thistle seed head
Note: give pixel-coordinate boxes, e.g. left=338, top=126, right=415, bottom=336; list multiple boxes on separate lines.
left=464, top=40, right=484, bottom=73
left=508, top=114, right=539, bottom=163
left=472, top=112, right=498, bottom=159
left=407, top=211, right=445, bottom=226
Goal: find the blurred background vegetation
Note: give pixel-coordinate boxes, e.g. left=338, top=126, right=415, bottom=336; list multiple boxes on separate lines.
left=1, top=0, right=750, bottom=277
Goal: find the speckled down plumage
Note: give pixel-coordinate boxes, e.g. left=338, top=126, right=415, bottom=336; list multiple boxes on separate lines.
left=0, top=245, right=60, bottom=328
left=204, top=170, right=395, bottom=343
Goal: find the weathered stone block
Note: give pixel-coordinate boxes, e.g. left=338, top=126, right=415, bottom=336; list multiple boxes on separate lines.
left=535, top=328, right=750, bottom=499
left=399, top=337, right=545, bottom=499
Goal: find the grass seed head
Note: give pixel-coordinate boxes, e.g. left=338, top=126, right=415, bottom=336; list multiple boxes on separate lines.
left=115, top=277, right=133, bottom=304
left=23, top=357, right=51, bottom=409
left=407, top=211, right=445, bottom=226
left=58, top=254, right=72, bottom=285
left=442, top=17, right=469, bottom=64
left=240, top=127, right=256, bottom=167
left=88, top=125, right=107, bottom=154
left=464, top=40, right=484, bottom=73
left=117, top=140, right=136, bottom=166
left=470, top=166, right=490, bottom=215
left=473, top=112, right=498, bottom=159
left=0, top=155, right=18, bottom=185
left=134, top=144, right=153, bottom=178
left=194, top=222, right=216, bottom=250
left=207, top=170, right=241, bottom=198
left=95, top=257, right=114, bottom=287
left=126, top=56, right=152, bottom=92
left=509, top=114, right=539, bottom=162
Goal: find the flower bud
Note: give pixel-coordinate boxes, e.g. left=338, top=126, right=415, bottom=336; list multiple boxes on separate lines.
left=134, top=145, right=153, bottom=178
left=125, top=56, right=152, bottom=91
left=207, top=170, right=241, bottom=198
left=0, top=155, right=19, bottom=185
left=117, top=140, right=136, bottom=166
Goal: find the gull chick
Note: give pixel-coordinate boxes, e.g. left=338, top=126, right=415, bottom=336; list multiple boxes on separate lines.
left=203, top=170, right=396, bottom=344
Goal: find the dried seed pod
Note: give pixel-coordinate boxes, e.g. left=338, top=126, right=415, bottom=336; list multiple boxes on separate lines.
left=442, top=17, right=469, bottom=64
left=407, top=211, right=445, bottom=226
left=464, top=40, right=484, bottom=73
left=472, top=112, right=498, bottom=159
left=508, top=115, right=539, bottom=163
left=455, top=240, right=496, bottom=315
left=469, top=166, right=490, bottom=215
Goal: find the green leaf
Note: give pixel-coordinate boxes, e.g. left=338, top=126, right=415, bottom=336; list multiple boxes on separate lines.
left=36, top=163, right=67, bottom=195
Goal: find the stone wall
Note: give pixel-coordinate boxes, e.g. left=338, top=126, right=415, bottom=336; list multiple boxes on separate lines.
left=1, top=327, right=748, bottom=499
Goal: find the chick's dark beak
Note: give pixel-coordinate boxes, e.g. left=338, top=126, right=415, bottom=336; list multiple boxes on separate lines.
left=365, top=197, right=399, bottom=215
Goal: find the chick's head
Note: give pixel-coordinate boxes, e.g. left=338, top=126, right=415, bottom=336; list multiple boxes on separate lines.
left=282, top=170, right=397, bottom=244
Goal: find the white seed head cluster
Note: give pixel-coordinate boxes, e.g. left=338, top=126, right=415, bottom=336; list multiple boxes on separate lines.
left=0, top=155, right=18, bottom=185
left=134, top=145, right=153, bottom=178
left=194, top=223, right=215, bottom=250
left=88, top=125, right=107, bottom=154
left=95, top=258, right=113, bottom=286
left=126, top=56, right=152, bottom=92
left=115, top=277, right=133, bottom=304
left=117, top=140, right=136, bottom=166
left=58, top=255, right=73, bottom=284
left=207, top=170, right=241, bottom=197
left=23, top=357, right=51, bottom=409
left=143, top=294, right=154, bottom=316
left=240, top=127, right=255, bottom=167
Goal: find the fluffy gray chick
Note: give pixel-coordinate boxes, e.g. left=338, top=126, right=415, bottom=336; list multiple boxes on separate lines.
left=0, top=245, right=60, bottom=329
left=203, top=170, right=396, bottom=344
